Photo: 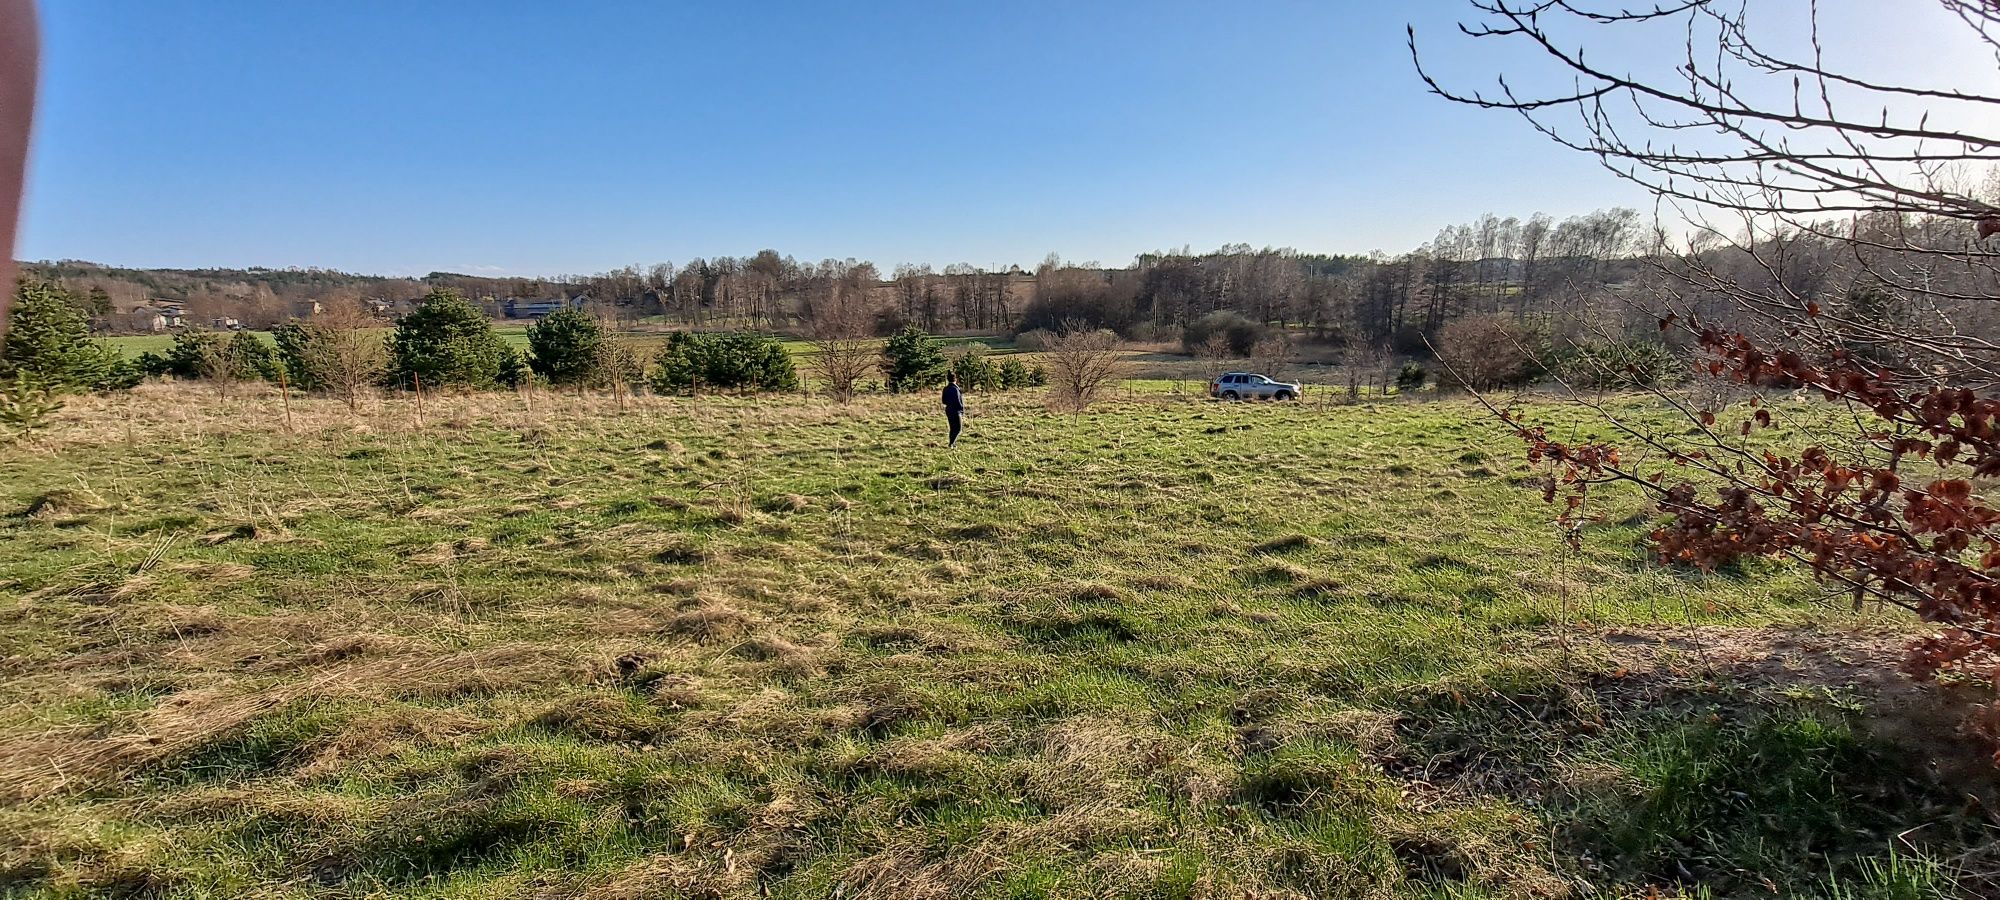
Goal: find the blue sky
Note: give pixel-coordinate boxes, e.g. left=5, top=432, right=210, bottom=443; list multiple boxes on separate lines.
left=12, top=2, right=1971, bottom=277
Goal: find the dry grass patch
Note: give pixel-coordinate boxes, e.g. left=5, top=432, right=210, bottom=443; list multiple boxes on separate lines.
left=662, top=597, right=755, bottom=644
left=296, top=706, right=486, bottom=778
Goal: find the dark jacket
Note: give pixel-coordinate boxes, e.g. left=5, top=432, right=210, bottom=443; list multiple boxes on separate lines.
left=941, top=384, right=963, bottom=412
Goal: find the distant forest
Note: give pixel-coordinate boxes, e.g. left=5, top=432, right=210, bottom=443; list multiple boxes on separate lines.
left=29, top=205, right=1985, bottom=365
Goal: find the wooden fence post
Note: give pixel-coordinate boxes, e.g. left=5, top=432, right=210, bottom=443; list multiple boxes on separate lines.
left=277, top=367, right=294, bottom=433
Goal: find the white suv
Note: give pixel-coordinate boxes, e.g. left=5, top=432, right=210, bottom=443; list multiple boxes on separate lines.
left=1209, top=372, right=1300, bottom=401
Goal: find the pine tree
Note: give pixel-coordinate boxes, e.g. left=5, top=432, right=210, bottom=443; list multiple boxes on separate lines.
left=526, top=308, right=604, bottom=386
left=880, top=326, right=946, bottom=393
left=388, top=289, right=513, bottom=389
left=0, top=280, right=134, bottom=392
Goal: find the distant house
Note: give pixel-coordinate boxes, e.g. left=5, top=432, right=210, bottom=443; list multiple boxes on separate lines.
left=129, top=302, right=185, bottom=332
left=211, top=316, right=242, bottom=331
left=364, top=298, right=426, bottom=318
left=292, top=299, right=323, bottom=318
left=504, top=295, right=587, bottom=319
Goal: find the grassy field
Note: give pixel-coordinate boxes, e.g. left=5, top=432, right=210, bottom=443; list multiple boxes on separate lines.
left=0, top=384, right=1993, bottom=899
left=101, top=332, right=208, bottom=357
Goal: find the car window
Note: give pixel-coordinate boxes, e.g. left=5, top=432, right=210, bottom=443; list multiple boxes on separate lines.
left=1253, top=376, right=1270, bottom=384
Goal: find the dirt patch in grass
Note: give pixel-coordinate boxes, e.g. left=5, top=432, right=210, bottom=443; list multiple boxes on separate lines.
left=1250, top=533, right=1316, bottom=555
left=1004, top=607, right=1139, bottom=646
left=853, top=623, right=992, bottom=655
left=13, top=486, right=111, bottom=519
left=1592, top=625, right=2000, bottom=805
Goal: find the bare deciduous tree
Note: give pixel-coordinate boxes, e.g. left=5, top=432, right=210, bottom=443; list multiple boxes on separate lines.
left=591, top=313, right=645, bottom=412
left=302, top=301, right=386, bottom=412
left=194, top=335, right=235, bottom=399
left=1197, top=333, right=1234, bottom=384
left=1417, top=0, right=2000, bottom=733
left=1344, top=340, right=1391, bottom=401
left=1249, top=333, right=1294, bottom=382
left=1433, top=315, right=1538, bottom=391
left=1044, top=320, right=1128, bottom=413
left=807, top=284, right=876, bottom=404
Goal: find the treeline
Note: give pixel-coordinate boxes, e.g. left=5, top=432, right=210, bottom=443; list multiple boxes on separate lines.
left=0, top=280, right=1046, bottom=417
left=19, top=261, right=575, bottom=331
left=19, top=210, right=1649, bottom=346
left=34, top=203, right=1980, bottom=382
left=520, top=210, right=1651, bottom=349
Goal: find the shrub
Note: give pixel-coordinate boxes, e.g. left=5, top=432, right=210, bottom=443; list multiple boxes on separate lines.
left=1549, top=339, right=1682, bottom=389
left=1182, top=311, right=1266, bottom=357
left=1012, top=328, right=1055, bottom=352
left=273, top=306, right=387, bottom=411
left=133, top=351, right=173, bottom=379
left=388, top=289, right=514, bottom=389
left=1125, top=321, right=1177, bottom=344
left=159, top=330, right=277, bottom=385
left=881, top=326, right=947, bottom=393
left=592, top=335, right=647, bottom=395
left=0, top=280, right=134, bottom=393
left=1045, top=322, right=1128, bottom=413
left=1395, top=362, right=1428, bottom=392
left=161, top=330, right=223, bottom=380
left=225, top=331, right=283, bottom=382
left=526, top=308, right=604, bottom=386
left=996, top=356, right=1039, bottom=390
left=1435, top=315, right=1543, bottom=390
left=0, top=372, right=64, bottom=442
left=650, top=332, right=798, bottom=394
left=271, top=321, right=317, bottom=389
left=951, top=343, right=999, bottom=391
left=810, top=337, right=874, bottom=404
left=498, top=349, right=528, bottom=387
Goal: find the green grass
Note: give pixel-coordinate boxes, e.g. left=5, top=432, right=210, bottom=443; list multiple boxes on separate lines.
left=0, top=385, right=1983, bottom=898
left=101, top=331, right=221, bottom=357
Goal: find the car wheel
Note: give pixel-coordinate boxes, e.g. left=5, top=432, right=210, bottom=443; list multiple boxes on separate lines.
left=1221, top=391, right=1240, bottom=401
left=1275, top=390, right=1295, bottom=401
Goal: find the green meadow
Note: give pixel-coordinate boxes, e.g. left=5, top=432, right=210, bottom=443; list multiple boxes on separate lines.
left=0, top=384, right=1989, bottom=899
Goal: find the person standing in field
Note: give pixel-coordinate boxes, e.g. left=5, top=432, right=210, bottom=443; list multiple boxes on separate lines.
left=941, top=370, right=963, bottom=448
